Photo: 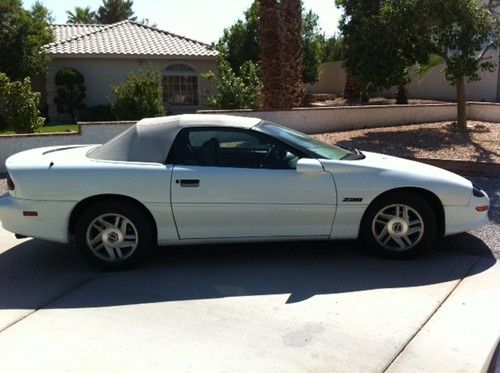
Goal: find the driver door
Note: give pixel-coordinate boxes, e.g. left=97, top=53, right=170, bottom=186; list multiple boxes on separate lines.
left=169, top=127, right=336, bottom=240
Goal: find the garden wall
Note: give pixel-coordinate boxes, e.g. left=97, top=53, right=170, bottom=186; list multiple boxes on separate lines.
left=199, top=104, right=458, bottom=133
left=1, top=103, right=499, bottom=173
left=0, top=122, right=134, bottom=173
left=308, top=51, right=500, bottom=103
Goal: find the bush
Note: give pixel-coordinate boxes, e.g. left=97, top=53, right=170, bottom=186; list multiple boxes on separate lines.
left=111, top=70, right=165, bottom=120
left=80, top=105, right=116, bottom=122
left=54, top=68, right=86, bottom=123
left=0, top=73, right=44, bottom=133
left=202, top=57, right=262, bottom=110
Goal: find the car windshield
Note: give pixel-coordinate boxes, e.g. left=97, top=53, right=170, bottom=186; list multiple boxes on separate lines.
left=255, top=122, right=354, bottom=160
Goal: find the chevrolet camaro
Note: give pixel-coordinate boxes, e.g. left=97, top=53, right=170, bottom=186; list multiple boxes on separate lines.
left=0, top=114, right=490, bottom=269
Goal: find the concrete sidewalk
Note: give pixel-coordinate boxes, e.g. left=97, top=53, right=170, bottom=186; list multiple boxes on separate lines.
left=0, top=224, right=498, bottom=372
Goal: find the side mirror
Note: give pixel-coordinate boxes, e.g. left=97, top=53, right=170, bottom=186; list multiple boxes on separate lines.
left=296, top=158, right=324, bottom=173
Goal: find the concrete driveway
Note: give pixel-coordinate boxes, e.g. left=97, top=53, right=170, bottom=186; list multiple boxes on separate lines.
left=0, top=222, right=499, bottom=372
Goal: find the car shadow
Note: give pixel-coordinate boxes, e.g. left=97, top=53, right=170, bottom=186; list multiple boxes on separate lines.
left=0, top=233, right=495, bottom=310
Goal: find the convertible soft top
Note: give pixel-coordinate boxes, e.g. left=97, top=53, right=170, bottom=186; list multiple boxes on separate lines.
left=87, top=114, right=262, bottom=163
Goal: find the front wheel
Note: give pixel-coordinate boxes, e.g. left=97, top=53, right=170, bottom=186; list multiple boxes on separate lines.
left=360, top=193, right=436, bottom=258
left=75, top=201, right=154, bottom=269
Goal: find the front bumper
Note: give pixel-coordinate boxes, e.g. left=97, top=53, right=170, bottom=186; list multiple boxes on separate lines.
left=444, top=193, right=490, bottom=236
left=0, top=194, right=75, bottom=243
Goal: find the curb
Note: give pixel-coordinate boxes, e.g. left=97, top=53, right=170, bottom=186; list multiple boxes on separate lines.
left=412, top=158, right=500, bottom=177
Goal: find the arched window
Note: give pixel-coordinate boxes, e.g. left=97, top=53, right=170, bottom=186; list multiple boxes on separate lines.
left=163, top=64, right=199, bottom=106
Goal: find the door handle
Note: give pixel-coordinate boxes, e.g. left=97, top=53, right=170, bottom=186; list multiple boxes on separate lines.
left=176, top=179, right=200, bottom=187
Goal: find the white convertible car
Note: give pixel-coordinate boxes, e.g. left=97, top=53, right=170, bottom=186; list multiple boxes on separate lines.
left=0, top=114, right=490, bottom=268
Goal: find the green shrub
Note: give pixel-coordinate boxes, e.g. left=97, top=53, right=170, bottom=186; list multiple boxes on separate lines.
left=54, top=68, right=86, bottom=123
left=80, top=105, right=116, bottom=122
left=111, top=69, right=165, bottom=120
left=0, top=73, right=44, bottom=133
left=202, top=57, right=262, bottom=110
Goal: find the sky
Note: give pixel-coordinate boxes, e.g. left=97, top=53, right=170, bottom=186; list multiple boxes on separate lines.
left=23, top=0, right=342, bottom=44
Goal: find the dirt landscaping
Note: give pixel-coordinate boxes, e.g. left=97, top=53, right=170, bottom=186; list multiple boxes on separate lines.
left=314, top=121, right=500, bottom=163
left=307, top=96, right=450, bottom=107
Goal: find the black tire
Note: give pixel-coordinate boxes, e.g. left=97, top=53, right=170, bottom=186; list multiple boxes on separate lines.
left=75, top=200, right=154, bottom=270
left=360, top=192, right=436, bottom=258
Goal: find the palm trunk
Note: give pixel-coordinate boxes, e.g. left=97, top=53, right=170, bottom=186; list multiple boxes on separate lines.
left=396, top=85, right=408, bottom=105
left=343, top=74, right=361, bottom=103
left=280, top=0, right=303, bottom=108
left=259, top=0, right=283, bottom=110
left=456, top=79, right=467, bottom=129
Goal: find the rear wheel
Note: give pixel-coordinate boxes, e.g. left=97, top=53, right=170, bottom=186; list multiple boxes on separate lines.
left=360, top=193, right=436, bottom=258
left=75, top=201, right=154, bottom=269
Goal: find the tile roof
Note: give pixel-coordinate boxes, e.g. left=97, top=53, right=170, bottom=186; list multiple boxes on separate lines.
left=47, top=21, right=218, bottom=58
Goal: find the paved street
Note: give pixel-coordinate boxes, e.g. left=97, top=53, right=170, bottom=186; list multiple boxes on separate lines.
left=0, top=177, right=498, bottom=372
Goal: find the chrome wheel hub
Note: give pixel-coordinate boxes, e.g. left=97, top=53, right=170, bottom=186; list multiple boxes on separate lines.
left=387, top=217, right=409, bottom=237
left=86, top=213, right=138, bottom=262
left=372, top=204, right=424, bottom=252
left=102, top=228, right=124, bottom=247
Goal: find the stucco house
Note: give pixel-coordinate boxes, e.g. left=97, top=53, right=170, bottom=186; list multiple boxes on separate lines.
left=36, top=21, right=218, bottom=122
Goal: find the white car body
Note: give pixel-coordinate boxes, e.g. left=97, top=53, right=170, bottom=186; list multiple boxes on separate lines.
left=0, top=114, right=490, bottom=248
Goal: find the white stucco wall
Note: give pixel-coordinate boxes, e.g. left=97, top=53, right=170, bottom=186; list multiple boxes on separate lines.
left=1, top=103, right=498, bottom=173
left=200, top=104, right=458, bottom=134
left=46, top=57, right=217, bottom=122
left=308, top=50, right=500, bottom=103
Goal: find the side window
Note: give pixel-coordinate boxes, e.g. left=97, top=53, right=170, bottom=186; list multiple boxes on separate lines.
left=169, top=128, right=301, bottom=169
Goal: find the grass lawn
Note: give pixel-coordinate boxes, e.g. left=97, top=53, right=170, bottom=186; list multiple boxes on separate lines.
left=0, top=124, right=79, bottom=135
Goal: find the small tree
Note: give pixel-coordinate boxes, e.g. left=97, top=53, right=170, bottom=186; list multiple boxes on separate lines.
left=337, top=0, right=433, bottom=104
left=0, top=73, right=44, bottom=133
left=302, top=10, right=325, bottom=84
left=111, top=70, right=165, bottom=120
left=202, top=57, right=262, bottom=110
left=54, top=68, right=86, bottom=123
left=428, top=0, right=499, bottom=128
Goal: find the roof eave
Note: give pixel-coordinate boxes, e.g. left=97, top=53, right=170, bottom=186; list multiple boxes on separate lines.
left=48, top=53, right=218, bottom=60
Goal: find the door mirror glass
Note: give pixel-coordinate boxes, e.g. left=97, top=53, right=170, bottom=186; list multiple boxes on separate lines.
left=296, top=158, right=324, bottom=173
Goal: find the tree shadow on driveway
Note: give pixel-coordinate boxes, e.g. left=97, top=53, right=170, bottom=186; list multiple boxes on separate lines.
left=0, top=234, right=495, bottom=311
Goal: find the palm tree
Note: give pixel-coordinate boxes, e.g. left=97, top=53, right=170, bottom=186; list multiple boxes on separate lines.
left=96, top=0, right=137, bottom=24
left=259, top=0, right=283, bottom=109
left=279, top=0, right=303, bottom=108
left=66, top=6, right=97, bottom=24
left=259, top=0, right=304, bottom=109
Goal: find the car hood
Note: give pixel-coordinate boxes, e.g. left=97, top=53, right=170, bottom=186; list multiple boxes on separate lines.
left=320, top=151, right=473, bottom=206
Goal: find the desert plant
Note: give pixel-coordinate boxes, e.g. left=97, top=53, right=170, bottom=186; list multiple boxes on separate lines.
left=0, top=73, right=44, bottom=133
left=111, top=69, right=165, bottom=120
left=202, top=57, right=262, bottom=109
left=54, top=68, right=86, bottom=123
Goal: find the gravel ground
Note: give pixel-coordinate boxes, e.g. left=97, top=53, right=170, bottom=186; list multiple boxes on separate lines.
left=308, top=97, right=449, bottom=107
left=314, top=121, right=500, bottom=163
left=0, top=174, right=6, bottom=195
left=0, top=174, right=498, bottom=258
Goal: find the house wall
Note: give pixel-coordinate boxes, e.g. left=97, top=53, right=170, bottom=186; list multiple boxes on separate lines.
left=46, top=57, right=218, bottom=122
left=307, top=50, right=500, bottom=103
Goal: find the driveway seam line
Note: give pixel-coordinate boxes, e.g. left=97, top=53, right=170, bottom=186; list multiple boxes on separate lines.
left=0, top=275, right=96, bottom=335
left=381, top=256, right=482, bottom=372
